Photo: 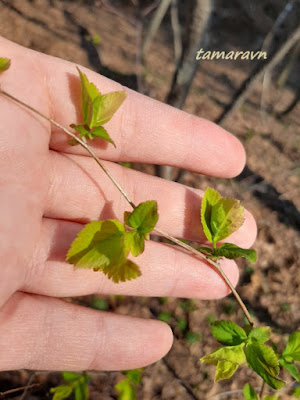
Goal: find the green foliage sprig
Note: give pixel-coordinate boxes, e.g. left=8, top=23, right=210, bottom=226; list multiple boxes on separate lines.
left=202, top=322, right=300, bottom=393
left=50, top=372, right=90, bottom=400
left=114, top=369, right=143, bottom=400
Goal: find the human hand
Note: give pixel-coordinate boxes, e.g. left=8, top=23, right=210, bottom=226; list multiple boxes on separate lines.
left=0, top=36, right=256, bottom=371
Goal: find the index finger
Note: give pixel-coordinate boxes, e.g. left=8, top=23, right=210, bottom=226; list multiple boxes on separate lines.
left=3, top=37, right=245, bottom=178
left=46, top=60, right=245, bottom=178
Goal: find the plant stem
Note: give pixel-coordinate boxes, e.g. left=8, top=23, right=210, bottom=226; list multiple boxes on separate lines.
left=0, top=383, right=41, bottom=397
left=0, top=88, right=135, bottom=208
left=0, top=87, right=254, bottom=327
left=259, top=381, right=266, bottom=399
left=154, top=227, right=253, bottom=325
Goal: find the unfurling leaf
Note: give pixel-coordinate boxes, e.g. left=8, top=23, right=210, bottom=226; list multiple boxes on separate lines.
left=201, top=188, right=244, bottom=246
left=75, top=68, right=125, bottom=146
left=201, top=344, right=245, bottom=381
left=243, top=383, right=259, bottom=400
left=282, top=331, right=300, bottom=362
left=248, top=327, right=270, bottom=344
left=0, top=57, right=11, bottom=72
left=125, top=201, right=159, bottom=234
left=77, top=67, right=101, bottom=126
left=90, top=91, right=127, bottom=128
left=210, top=320, right=247, bottom=346
left=66, top=220, right=141, bottom=283
left=211, top=198, right=244, bottom=244
left=244, top=343, right=285, bottom=389
left=201, top=188, right=221, bottom=243
left=213, top=243, right=257, bottom=263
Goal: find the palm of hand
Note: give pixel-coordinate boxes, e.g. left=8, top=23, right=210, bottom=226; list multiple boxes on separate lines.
left=0, top=37, right=256, bottom=371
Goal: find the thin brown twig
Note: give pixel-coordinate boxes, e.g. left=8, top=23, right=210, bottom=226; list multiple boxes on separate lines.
left=0, top=87, right=253, bottom=327
left=100, top=0, right=136, bottom=26
left=161, top=358, right=200, bottom=400
left=0, top=383, right=41, bottom=398
left=259, top=381, right=266, bottom=399
left=141, top=0, right=161, bottom=18
left=19, top=371, right=36, bottom=400
left=0, top=88, right=135, bottom=209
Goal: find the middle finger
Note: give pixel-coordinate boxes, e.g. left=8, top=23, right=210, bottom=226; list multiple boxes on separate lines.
left=24, top=218, right=239, bottom=299
left=45, top=151, right=256, bottom=248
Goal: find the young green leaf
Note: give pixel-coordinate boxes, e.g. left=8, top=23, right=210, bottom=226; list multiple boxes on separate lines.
left=201, top=188, right=221, bottom=243
left=201, top=344, right=245, bottom=381
left=50, top=385, right=73, bottom=400
left=67, top=220, right=125, bottom=269
left=248, top=327, right=270, bottom=344
left=90, top=91, right=127, bottom=128
left=124, top=201, right=159, bottom=234
left=101, top=258, right=141, bottom=283
left=77, top=67, right=101, bottom=126
left=282, top=332, right=300, bottom=362
left=0, top=57, right=11, bottom=72
left=244, top=343, right=285, bottom=389
left=124, top=369, right=143, bottom=385
left=213, top=243, right=257, bottom=263
left=70, top=123, right=115, bottom=146
left=201, top=344, right=246, bottom=366
left=201, top=188, right=244, bottom=246
left=62, top=371, right=81, bottom=382
left=66, top=220, right=141, bottom=283
left=125, top=230, right=145, bottom=257
left=91, top=125, right=116, bottom=146
left=292, top=386, right=300, bottom=399
left=243, top=383, right=259, bottom=400
left=210, top=197, right=244, bottom=245
left=215, top=360, right=239, bottom=381
left=115, top=379, right=136, bottom=400
left=210, top=320, right=248, bottom=346
left=279, top=359, right=300, bottom=382
left=74, top=381, right=89, bottom=400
